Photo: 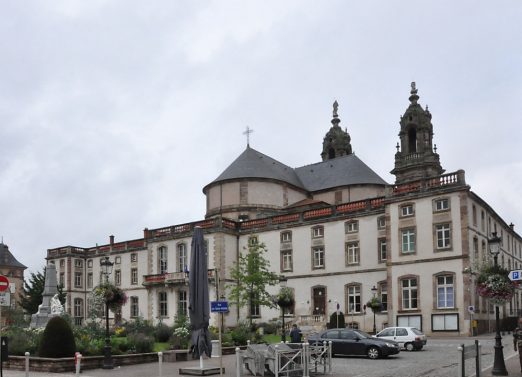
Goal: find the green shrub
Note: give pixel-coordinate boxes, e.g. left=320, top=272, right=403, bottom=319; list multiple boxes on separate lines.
left=328, top=311, right=345, bottom=329
left=124, top=317, right=155, bottom=335
left=3, top=327, right=42, bottom=355
left=230, top=322, right=252, bottom=346
left=256, top=321, right=278, bottom=334
left=128, top=333, right=154, bottom=353
left=155, top=324, right=173, bottom=342
left=38, top=316, right=76, bottom=358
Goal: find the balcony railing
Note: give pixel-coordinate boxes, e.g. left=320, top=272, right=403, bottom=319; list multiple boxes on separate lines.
left=143, top=269, right=216, bottom=286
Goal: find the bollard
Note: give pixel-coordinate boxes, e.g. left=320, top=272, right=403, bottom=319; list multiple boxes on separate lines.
left=477, top=342, right=482, bottom=377
left=158, top=351, right=163, bottom=377
left=235, top=347, right=241, bottom=377
left=24, top=352, right=29, bottom=377
left=457, top=345, right=464, bottom=377
left=274, top=345, right=279, bottom=377
left=75, top=353, right=82, bottom=376
left=328, top=341, right=332, bottom=374
left=303, top=342, right=309, bottom=377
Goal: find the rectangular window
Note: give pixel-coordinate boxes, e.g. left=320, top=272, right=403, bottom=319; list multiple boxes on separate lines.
left=130, top=296, right=139, bottom=317
left=74, top=272, right=83, bottom=288
left=345, top=242, right=359, bottom=265
left=281, top=250, right=293, bottom=271
left=346, top=285, right=361, bottom=313
left=59, top=272, right=65, bottom=286
left=115, top=256, right=121, bottom=264
left=74, top=298, right=84, bottom=325
left=345, top=221, right=358, bottom=233
left=158, top=291, right=168, bottom=317
left=114, top=270, right=121, bottom=286
left=87, top=259, right=93, bottom=268
left=472, top=205, right=477, bottom=226
left=178, top=290, right=188, bottom=316
left=248, top=236, right=259, bottom=246
left=401, top=229, right=416, bottom=254
left=159, top=246, right=168, bottom=274
left=131, top=253, right=138, bottom=262
left=402, top=278, right=418, bottom=309
left=435, top=198, right=449, bottom=211
left=432, top=313, right=459, bottom=331
left=312, top=247, right=325, bottom=269
left=401, top=204, right=414, bottom=217
left=74, top=259, right=83, bottom=268
left=281, top=231, right=292, bottom=243
left=436, top=224, right=451, bottom=249
left=87, top=272, right=93, bottom=289
left=250, top=293, right=260, bottom=317
left=60, top=259, right=65, bottom=268
left=380, top=283, right=388, bottom=312
left=377, top=216, right=386, bottom=229
left=312, top=226, right=324, bottom=238
left=177, top=244, right=187, bottom=272
left=437, top=275, right=454, bottom=308
left=131, top=268, right=138, bottom=285
left=378, top=238, right=387, bottom=262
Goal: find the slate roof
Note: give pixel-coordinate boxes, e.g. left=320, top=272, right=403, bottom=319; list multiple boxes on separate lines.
left=206, top=146, right=305, bottom=190
left=206, top=147, right=388, bottom=193
left=295, top=153, right=388, bottom=192
left=0, top=243, right=27, bottom=269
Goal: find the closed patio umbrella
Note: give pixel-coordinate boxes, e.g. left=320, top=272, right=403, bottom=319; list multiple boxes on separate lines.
left=189, top=226, right=212, bottom=361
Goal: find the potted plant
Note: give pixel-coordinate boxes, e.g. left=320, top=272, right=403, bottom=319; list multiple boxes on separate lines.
left=95, top=283, right=128, bottom=311
left=476, top=264, right=517, bottom=305
left=366, top=297, right=383, bottom=313
left=276, top=287, right=295, bottom=308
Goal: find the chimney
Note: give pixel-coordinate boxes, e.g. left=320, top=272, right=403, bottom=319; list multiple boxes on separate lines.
left=509, top=223, right=515, bottom=231
left=143, top=228, right=149, bottom=239
left=109, top=235, right=115, bottom=245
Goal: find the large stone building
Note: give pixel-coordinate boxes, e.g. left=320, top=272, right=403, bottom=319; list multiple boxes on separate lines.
left=46, top=84, right=522, bottom=335
left=0, top=242, right=27, bottom=318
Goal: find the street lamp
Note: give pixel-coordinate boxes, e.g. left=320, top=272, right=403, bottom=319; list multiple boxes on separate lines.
left=279, top=275, right=288, bottom=342
left=371, top=285, right=378, bottom=334
left=100, top=256, right=114, bottom=370
left=489, top=232, right=508, bottom=376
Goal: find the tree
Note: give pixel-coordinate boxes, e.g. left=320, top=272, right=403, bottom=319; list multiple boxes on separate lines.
left=18, top=268, right=66, bottom=314
left=228, top=242, right=279, bottom=326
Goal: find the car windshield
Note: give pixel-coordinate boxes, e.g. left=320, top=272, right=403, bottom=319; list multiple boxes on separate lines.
left=353, top=330, right=372, bottom=339
left=412, top=328, right=424, bottom=335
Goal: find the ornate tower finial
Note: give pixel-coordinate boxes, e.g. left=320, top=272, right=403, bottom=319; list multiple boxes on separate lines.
left=243, top=126, right=254, bottom=147
left=333, top=100, right=339, bottom=118
left=409, top=81, right=419, bottom=104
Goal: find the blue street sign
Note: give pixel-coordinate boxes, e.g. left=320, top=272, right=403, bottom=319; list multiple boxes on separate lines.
left=508, top=270, right=522, bottom=281
left=211, top=301, right=229, bottom=313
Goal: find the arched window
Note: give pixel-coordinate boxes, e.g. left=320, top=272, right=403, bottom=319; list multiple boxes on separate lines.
left=158, top=246, right=168, bottom=274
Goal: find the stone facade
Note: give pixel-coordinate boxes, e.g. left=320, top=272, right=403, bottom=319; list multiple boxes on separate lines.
left=46, top=84, right=521, bottom=337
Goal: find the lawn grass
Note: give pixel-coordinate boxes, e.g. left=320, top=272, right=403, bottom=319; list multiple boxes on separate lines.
left=153, top=342, right=170, bottom=352
left=262, top=334, right=281, bottom=344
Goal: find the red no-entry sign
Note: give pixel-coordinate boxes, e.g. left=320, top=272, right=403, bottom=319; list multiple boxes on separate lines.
left=0, top=276, right=9, bottom=292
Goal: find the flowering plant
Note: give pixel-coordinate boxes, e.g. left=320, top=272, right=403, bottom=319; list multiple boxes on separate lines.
left=476, top=264, right=517, bottom=305
left=276, top=287, right=295, bottom=308
left=366, top=297, right=383, bottom=313
left=94, top=283, right=128, bottom=311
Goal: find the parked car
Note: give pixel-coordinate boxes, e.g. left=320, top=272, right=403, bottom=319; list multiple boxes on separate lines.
left=375, top=327, right=427, bottom=351
left=307, top=328, right=400, bottom=359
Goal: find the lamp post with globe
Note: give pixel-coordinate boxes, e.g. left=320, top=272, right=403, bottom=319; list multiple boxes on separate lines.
left=489, top=232, right=508, bottom=376
left=100, top=256, right=114, bottom=370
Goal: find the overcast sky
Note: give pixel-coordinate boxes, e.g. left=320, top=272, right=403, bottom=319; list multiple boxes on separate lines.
left=1, top=1, right=521, bottom=275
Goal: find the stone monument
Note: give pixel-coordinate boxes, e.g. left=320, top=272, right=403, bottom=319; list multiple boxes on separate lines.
left=30, top=263, right=64, bottom=328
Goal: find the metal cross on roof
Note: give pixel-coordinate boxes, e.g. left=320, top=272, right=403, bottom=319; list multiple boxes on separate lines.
left=243, top=126, right=254, bottom=147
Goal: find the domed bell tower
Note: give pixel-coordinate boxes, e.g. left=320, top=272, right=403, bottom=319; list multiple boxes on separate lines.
left=391, top=82, right=444, bottom=184
left=321, top=101, right=352, bottom=161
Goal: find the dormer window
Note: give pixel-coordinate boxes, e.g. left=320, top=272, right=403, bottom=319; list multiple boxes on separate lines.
left=400, top=204, right=414, bottom=217
left=312, top=226, right=324, bottom=238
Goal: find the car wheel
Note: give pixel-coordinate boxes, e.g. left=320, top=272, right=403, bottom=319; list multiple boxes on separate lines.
left=367, top=346, right=380, bottom=359
left=405, top=343, right=414, bottom=351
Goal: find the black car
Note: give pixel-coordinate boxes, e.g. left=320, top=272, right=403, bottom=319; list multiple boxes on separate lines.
left=307, top=328, right=400, bottom=359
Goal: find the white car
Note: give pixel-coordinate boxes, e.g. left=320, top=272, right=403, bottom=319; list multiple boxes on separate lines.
left=375, top=327, right=427, bottom=351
